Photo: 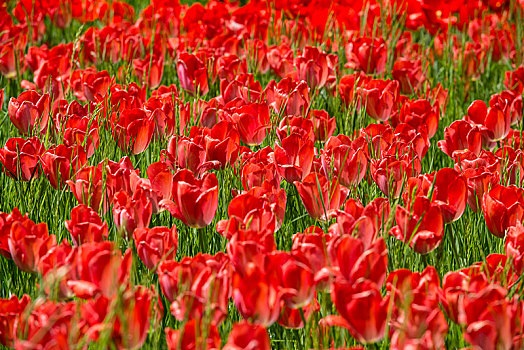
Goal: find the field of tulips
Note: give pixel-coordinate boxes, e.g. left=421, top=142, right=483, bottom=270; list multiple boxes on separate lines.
left=1, top=0, right=524, bottom=349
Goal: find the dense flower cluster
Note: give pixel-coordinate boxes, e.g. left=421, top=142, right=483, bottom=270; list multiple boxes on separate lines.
left=1, top=0, right=524, bottom=348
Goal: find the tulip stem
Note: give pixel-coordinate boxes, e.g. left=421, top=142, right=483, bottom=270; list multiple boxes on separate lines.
left=196, top=228, right=207, bottom=254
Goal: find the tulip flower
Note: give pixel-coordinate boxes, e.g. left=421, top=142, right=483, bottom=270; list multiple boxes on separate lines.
left=322, top=280, right=387, bottom=344
left=389, top=196, right=444, bottom=254
left=112, top=189, right=152, bottom=238
left=8, top=219, right=56, bottom=273
left=223, top=321, right=270, bottom=350
left=165, top=320, right=221, bottom=350
left=0, top=295, right=30, bottom=347
left=133, top=226, right=178, bottom=270
left=160, top=169, right=219, bottom=228
left=295, top=172, right=348, bottom=221
left=8, top=90, right=50, bottom=135
left=40, top=144, right=87, bottom=189
left=65, top=204, right=109, bottom=245
left=345, top=37, right=387, bottom=74
left=231, top=103, right=271, bottom=146
left=177, top=52, right=209, bottom=95
left=112, top=108, right=155, bottom=155
left=274, top=133, right=314, bottom=183
left=482, top=184, right=524, bottom=238
left=133, top=54, right=164, bottom=89
left=0, top=137, right=45, bottom=181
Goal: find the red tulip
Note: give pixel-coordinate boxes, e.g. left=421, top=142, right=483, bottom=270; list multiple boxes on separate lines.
left=489, top=89, right=522, bottom=126
left=0, top=137, right=45, bottom=181
left=264, top=78, right=310, bottom=117
left=13, top=300, right=79, bottom=349
left=230, top=103, right=271, bottom=146
left=389, top=196, right=444, bottom=254
left=240, top=147, right=281, bottom=191
left=323, top=135, right=367, bottom=187
left=386, top=267, right=448, bottom=349
left=358, top=79, right=400, bottom=122
left=82, top=70, right=113, bottom=102
left=295, top=172, right=348, bottom=221
left=329, top=198, right=390, bottom=250
left=407, top=168, right=468, bottom=223
left=278, top=253, right=316, bottom=309
left=0, top=42, right=20, bottom=78
left=392, top=99, right=439, bottom=138
left=322, top=280, right=387, bottom=344
left=8, top=218, right=56, bottom=273
left=158, top=253, right=230, bottom=324
left=466, top=100, right=511, bottom=142
left=223, top=321, right=270, bottom=350
left=202, top=120, right=240, bottom=169
left=163, top=135, right=213, bottom=176
left=392, top=58, right=425, bottom=94
left=145, top=161, right=173, bottom=213
left=133, top=226, right=177, bottom=270
left=274, top=133, right=314, bottom=183
left=231, top=262, right=283, bottom=327
left=62, top=115, right=100, bottom=158
left=291, top=227, right=334, bottom=287
left=8, top=90, right=50, bottom=135
left=278, top=298, right=319, bottom=329
left=40, top=144, right=87, bottom=189
left=0, top=294, right=30, bottom=347
left=177, top=52, right=209, bottom=95
left=505, top=66, right=524, bottom=94
left=345, top=37, right=387, bottom=74
left=112, top=108, right=155, bottom=155
left=267, top=44, right=295, bottom=78
left=329, top=236, right=388, bottom=287
left=165, top=320, right=221, bottom=350
left=160, top=169, right=219, bottom=228
left=483, top=185, right=524, bottom=238
left=310, top=109, right=336, bottom=142
left=338, top=72, right=369, bottom=107
left=438, top=119, right=483, bottom=157
left=276, top=116, right=314, bottom=143
left=115, top=286, right=161, bottom=350
left=67, top=166, right=105, bottom=212
left=68, top=242, right=132, bottom=298
left=371, top=155, right=420, bottom=198
left=113, top=189, right=152, bottom=238
left=462, top=285, right=515, bottom=350
left=453, top=151, right=500, bottom=212
left=505, top=221, right=524, bottom=274
left=221, top=74, right=263, bottom=104
left=133, top=54, right=164, bottom=89
left=65, top=204, right=108, bottom=245
left=216, top=190, right=277, bottom=240
left=0, top=208, right=27, bottom=259
left=294, top=46, right=330, bottom=89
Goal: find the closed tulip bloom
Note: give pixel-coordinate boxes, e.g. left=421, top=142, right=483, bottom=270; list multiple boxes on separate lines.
left=482, top=184, right=524, bottom=238
left=223, top=321, right=270, bottom=350
left=295, top=172, right=348, bottom=221
left=323, top=280, right=387, bottom=344
left=389, top=196, right=444, bottom=255
left=160, top=169, right=219, bottom=228
left=274, top=133, right=314, bottom=183
left=133, top=226, right=177, bottom=270
left=65, top=204, right=108, bottom=245
left=8, top=90, right=50, bottom=135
